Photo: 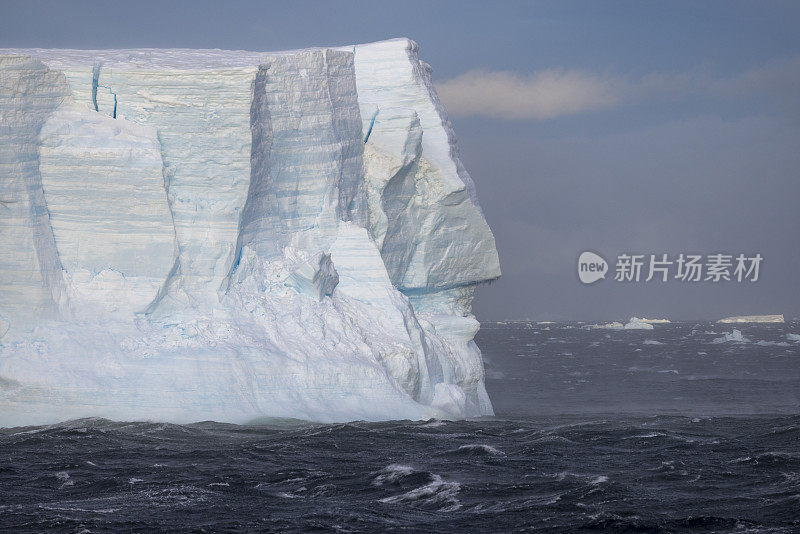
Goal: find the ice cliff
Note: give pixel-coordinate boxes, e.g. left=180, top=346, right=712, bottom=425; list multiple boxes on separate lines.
left=0, top=39, right=500, bottom=426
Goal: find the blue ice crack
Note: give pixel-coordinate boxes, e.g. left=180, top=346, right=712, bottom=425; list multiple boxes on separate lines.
left=363, top=107, right=379, bottom=143
left=91, top=64, right=118, bottom=118
left=91, top=64, right=100, bottom=112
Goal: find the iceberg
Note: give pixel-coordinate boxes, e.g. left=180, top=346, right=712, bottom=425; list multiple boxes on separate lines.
left=0, top=39, right=500, bottom=426
left=631, top=317, right=670, bottom=324
left=623, top=318, right=655, bottom=330
left=589, top=317, right=662, bottom=330
left=717, top=315, right=784, bottom=324
left=713, top=329, right=749, bottom=343
left=590, top=321, right=625, bottom=330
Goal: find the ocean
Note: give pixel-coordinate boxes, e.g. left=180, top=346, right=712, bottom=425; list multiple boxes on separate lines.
left=1, top=321, right=798, bottom=532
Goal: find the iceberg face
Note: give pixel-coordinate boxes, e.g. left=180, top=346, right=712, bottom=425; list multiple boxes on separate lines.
left=0, top=39, right=500, bottom=425
left=39, top=102, right=176, bottom=315
left=353, top=39, right=500, bottom=291
left=0, top=56, right=71, bottom=324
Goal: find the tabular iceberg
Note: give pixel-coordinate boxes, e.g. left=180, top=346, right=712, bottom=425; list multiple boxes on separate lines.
left=717, top=315, right=784, bottom=324
left=0, top=39, right=500, bottom=426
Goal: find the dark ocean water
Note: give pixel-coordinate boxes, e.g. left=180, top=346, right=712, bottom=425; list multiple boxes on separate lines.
left=1, top=321, right=799, bottom=532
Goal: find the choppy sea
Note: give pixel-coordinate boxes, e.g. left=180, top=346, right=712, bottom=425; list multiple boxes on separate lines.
left=1, top=321, right=799, bottom=532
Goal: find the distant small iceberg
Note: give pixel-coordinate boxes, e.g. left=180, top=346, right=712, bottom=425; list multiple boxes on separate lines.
left=589, top=317, right=658, bottom=330
left=624, top=318, right=655, bottom=330
left=631, top=317, right=671, bottom=324
left=787, top=333, right=800, bottom=342
left=717, top=314, right=784, bottom=324
left=713, top=329, right=750, bottom=343
left=590, top=321, right=625, bottom=330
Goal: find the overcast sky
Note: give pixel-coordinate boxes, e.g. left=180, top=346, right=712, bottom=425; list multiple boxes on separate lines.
left=2, top=0, right=798, bottom=321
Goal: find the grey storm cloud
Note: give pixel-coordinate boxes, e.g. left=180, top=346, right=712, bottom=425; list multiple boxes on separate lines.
left=435, top=58, right=800, bottom=120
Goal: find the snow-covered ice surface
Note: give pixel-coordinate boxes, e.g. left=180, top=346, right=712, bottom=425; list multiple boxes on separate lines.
left=0, top=39, right=500, bottom=426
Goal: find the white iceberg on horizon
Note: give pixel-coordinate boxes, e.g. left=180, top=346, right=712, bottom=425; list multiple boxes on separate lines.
left=588, top=317, right=659, bottom=330
left=631, top=317, right=670, bottom=324
left=717, top=315, right=784, bottom=324
left=590, top=321, right=624, bottom=330
left=624, top=318, right=655, bottom=330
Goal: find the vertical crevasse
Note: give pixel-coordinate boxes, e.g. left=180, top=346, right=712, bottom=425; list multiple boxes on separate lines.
left=91, top=63, right=118, bottom=118
left=363, top=107, right=379, bottom=143
left=91, top=64, right=100, bottom=112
